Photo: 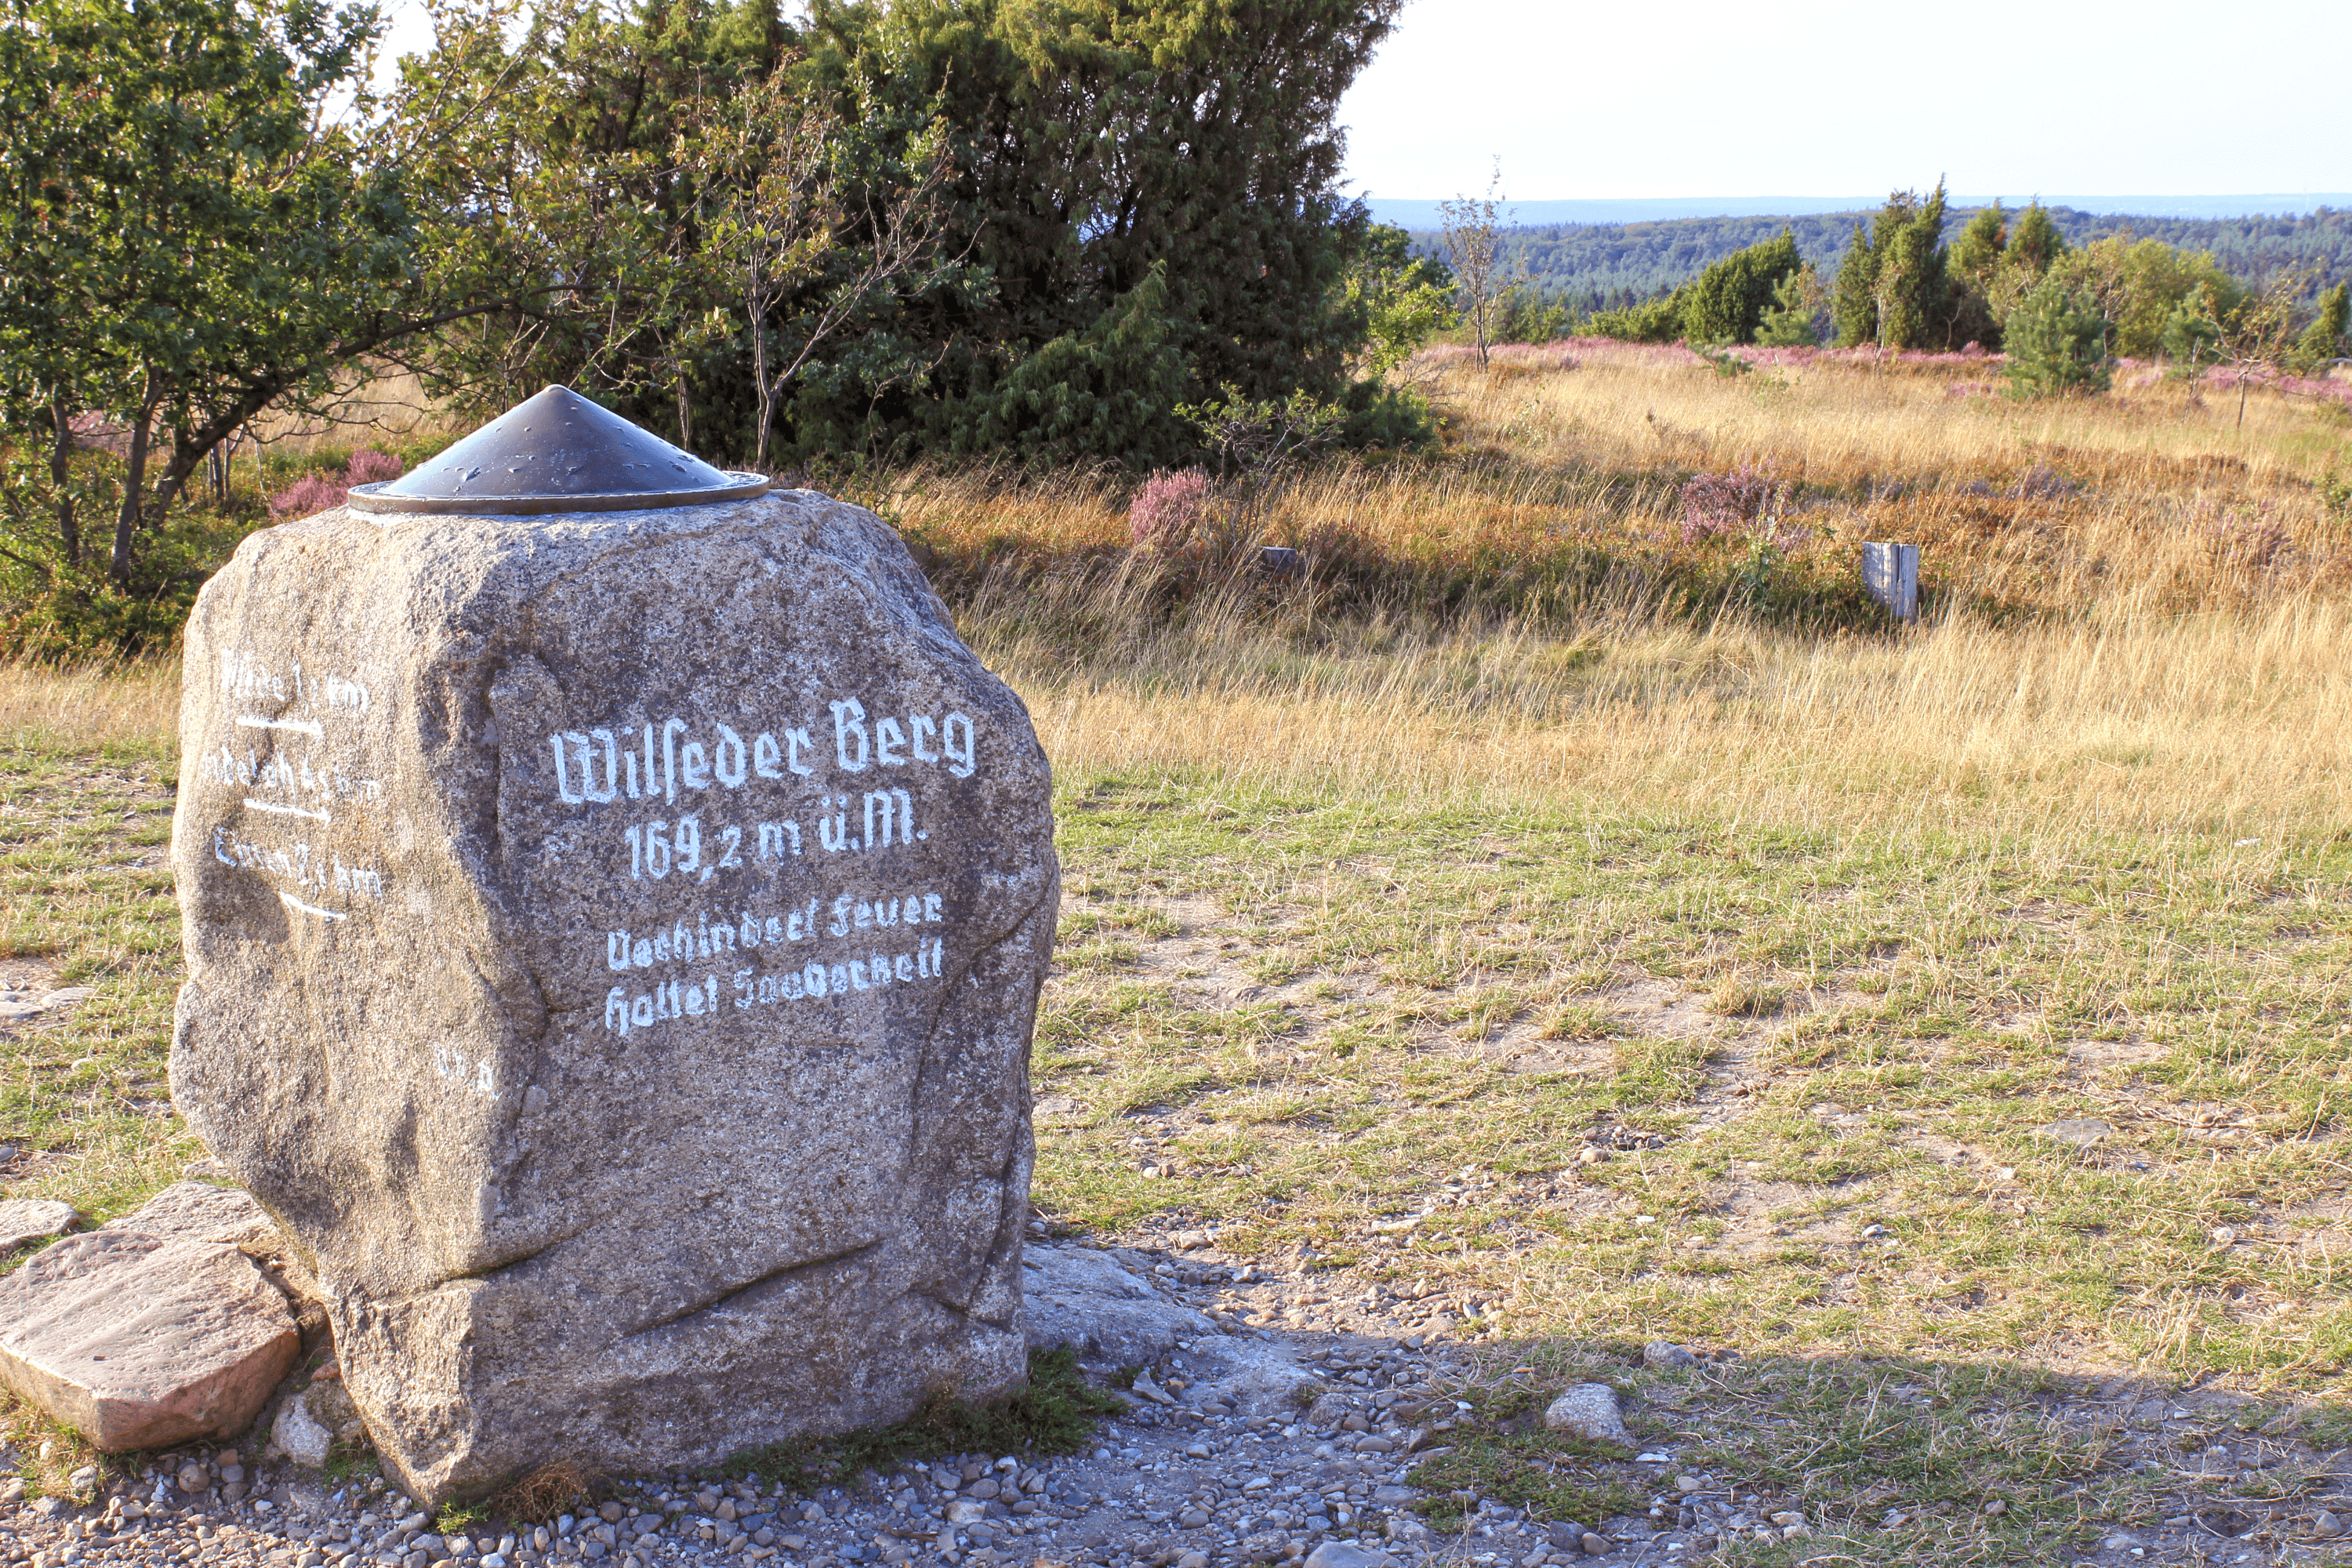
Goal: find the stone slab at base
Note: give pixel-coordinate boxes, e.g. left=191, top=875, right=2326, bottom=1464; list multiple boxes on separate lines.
left=0, top=1230, right=299, bottom=1450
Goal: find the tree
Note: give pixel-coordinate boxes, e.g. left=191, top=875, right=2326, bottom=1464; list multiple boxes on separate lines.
left=1679, top=230, right=1801, bottom=346
left=790, top=0, right=1412, bottom=463
left=2209, top=269, right=2314, bottom=429
left=1341, top=224, right=1455, bottom=379
left=2004, top=278, right=2111, bottom=399
left=1756, top=263, right=1829, bottom=347
left=2291, top=282, right=2349, bottom=374
left=683, top=61, right=957, bottom=468
left=1874, top=181, right=1949, bottom=350
left=1439, top=163, right=1508, bottom=368
left=1949, top=202, right=2007, bottom=287
left=0, top=0, right=505, bottom=587
left=1830, top=220, right=1879, bottom=347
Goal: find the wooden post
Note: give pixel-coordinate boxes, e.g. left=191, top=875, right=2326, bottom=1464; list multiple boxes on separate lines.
left=1863, top=542, right=1919, bottom=620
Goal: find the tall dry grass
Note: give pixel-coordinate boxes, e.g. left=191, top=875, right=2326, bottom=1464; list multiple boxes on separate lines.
left=0, top=659, right=180, bottom=754
left=925, top=345, right=2352, bottom=842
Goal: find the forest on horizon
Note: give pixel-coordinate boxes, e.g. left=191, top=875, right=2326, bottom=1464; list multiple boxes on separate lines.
left=1414, top=206, right=2352, bottom=317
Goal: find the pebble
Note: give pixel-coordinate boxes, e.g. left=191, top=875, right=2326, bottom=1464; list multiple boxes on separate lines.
left=1544, top=1385, right=1633, bottom=1446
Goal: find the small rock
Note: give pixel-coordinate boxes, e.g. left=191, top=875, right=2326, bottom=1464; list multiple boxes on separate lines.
left=1641, top=1341, right=1697, bottom=1370
left=1575, top=1148, right=1606, bottom=1165
left=1542, top=1385, right=1632, bottom=1446
left=0, top=1199, right=78, bottom=1252
left=2314, top=1511, right=2343, bottom=1539
left=1302, top=1544, right=1392, bottom=1568
left=1673, top=1475, right=1701, bottom=1494
left=2035, top=1118, right=2112, bottom=1149
left=177, top=1462, right=208, bottom=1492
left=1982, top=1499, right=2005, bottom=1516
left=1545, top=1522, right=1589, bottom=1552
left=1578, top=1533, right=1607, bottom=1556
left=1178, top=1555, right=1210, bottom=1568
left=274, top=1387, right=337, bottom=1468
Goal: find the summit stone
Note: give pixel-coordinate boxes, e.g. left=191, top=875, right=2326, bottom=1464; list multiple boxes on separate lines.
left=169, top=415, right=1057, bottom=1502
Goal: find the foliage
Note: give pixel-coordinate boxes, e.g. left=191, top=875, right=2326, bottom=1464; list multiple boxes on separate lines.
left=1491, top=286, right=1568, bottom=346
left=942, top=265, right=1198, bottom=467
left=1439, top=163, right=1509, bottom=367
left=375, top=0, right=1414, bottom=467
left=1678, top=230, right=1802, bottom=346
left=0, top=0, right=449, bottom=586
left=2004, top=279, right=2112, bottom=398
left=1127, top=470, right=1214, bottom=550
left=1344, top=224, right=1457, bottom=377
left=268, top=449, right=402, bottom=517
left=1406, top=204, right=2352, bottom=322
left=2042, top=235, right=2242, bottom=360
left=1582, top=293, right=1682, bottom=344
left=2292, top=282, right=2350, bottom=373
left=1834, top=183, right=1952, bottom=350
left=789, top=0, right=1410, bottom=463
left=1755, top=263, right=1830, bottom=347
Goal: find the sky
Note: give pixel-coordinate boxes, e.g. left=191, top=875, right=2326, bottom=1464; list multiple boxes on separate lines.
left=1335, top=0, right=2352, bottom=204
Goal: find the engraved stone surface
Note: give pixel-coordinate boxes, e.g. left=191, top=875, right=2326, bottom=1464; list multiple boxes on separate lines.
left=169, top=477, right=1057, bottom=1503
left=0, top=1230, right=299, bottom=1450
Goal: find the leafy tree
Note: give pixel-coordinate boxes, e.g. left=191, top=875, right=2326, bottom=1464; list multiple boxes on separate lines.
left=2035, top=236, right=2242, bottom=360
left=1949, top=201, right=2007, bottom=286
left=1439, top=163, right=1509, bottom=367
left=2005, top=278, right=2111, bottom=398
left=1832, top=186, right=1952, bottom=349
left=1342, top=224, right=1455, bottom=378
left=1679, top=230, right=1801, bottom=346
left=2291, top=281, right=2349, bottom=373
left=1874, top=182, right=1949, bottom=350
left=0, top=0, right=445, bottom=586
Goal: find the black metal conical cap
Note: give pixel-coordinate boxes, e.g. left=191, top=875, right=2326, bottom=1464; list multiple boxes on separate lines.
left=347, top=386, right=768, bottom=515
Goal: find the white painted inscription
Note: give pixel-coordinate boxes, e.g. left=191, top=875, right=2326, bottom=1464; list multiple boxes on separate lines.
left=203, top=648, right=387, bottom=924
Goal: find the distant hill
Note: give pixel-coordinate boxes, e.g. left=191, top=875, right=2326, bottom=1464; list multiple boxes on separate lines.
left=1395, top=205, right=2352, bottom=314
left=1364, top=194, right=2352, bottom=229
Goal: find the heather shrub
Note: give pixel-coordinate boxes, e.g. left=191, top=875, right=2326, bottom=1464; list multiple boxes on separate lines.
left=1128, top=469, right=1214, bottom=550
left=1680, top=464, right=1802, bottom=547
left=270, top=448, right=404, bottom=517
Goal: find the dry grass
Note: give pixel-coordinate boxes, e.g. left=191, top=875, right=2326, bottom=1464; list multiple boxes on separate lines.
left=5, top=347, right=2352, bottom=1551
left=0, top=659, right=180, bottom=756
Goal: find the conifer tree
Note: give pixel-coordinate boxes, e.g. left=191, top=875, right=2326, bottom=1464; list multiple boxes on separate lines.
left=1678, top=230, right=1801, bottom=345
left=1831, top=219, right=1880, bottom=346
left=1950, top=202, right=2007, bottom=286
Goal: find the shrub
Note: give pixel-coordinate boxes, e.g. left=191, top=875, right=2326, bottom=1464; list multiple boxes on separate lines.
left=1127, top=470, right=1214, bottom=550
left=269, top=448, right=404, bottom=517
left=1680, top=464, right=1802, bottom=547
left=1679, top=230, right=1802, bottom=346
left=2004, top=281, right=2112, bottom=398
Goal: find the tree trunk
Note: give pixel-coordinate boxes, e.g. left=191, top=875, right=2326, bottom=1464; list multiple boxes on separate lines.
left=47, top=394, right=79, bottom=569
left=750, top=296, right=773, bottom=470
left=112, top=395, right=156, bottom=588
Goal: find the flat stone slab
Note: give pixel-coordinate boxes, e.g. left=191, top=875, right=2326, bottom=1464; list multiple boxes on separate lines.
left=0, top=1197, right=78, bottom=1251
left=0, top=1230, right=299, bottom=1450
left=106, top=1181, right=287, bottom=1251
